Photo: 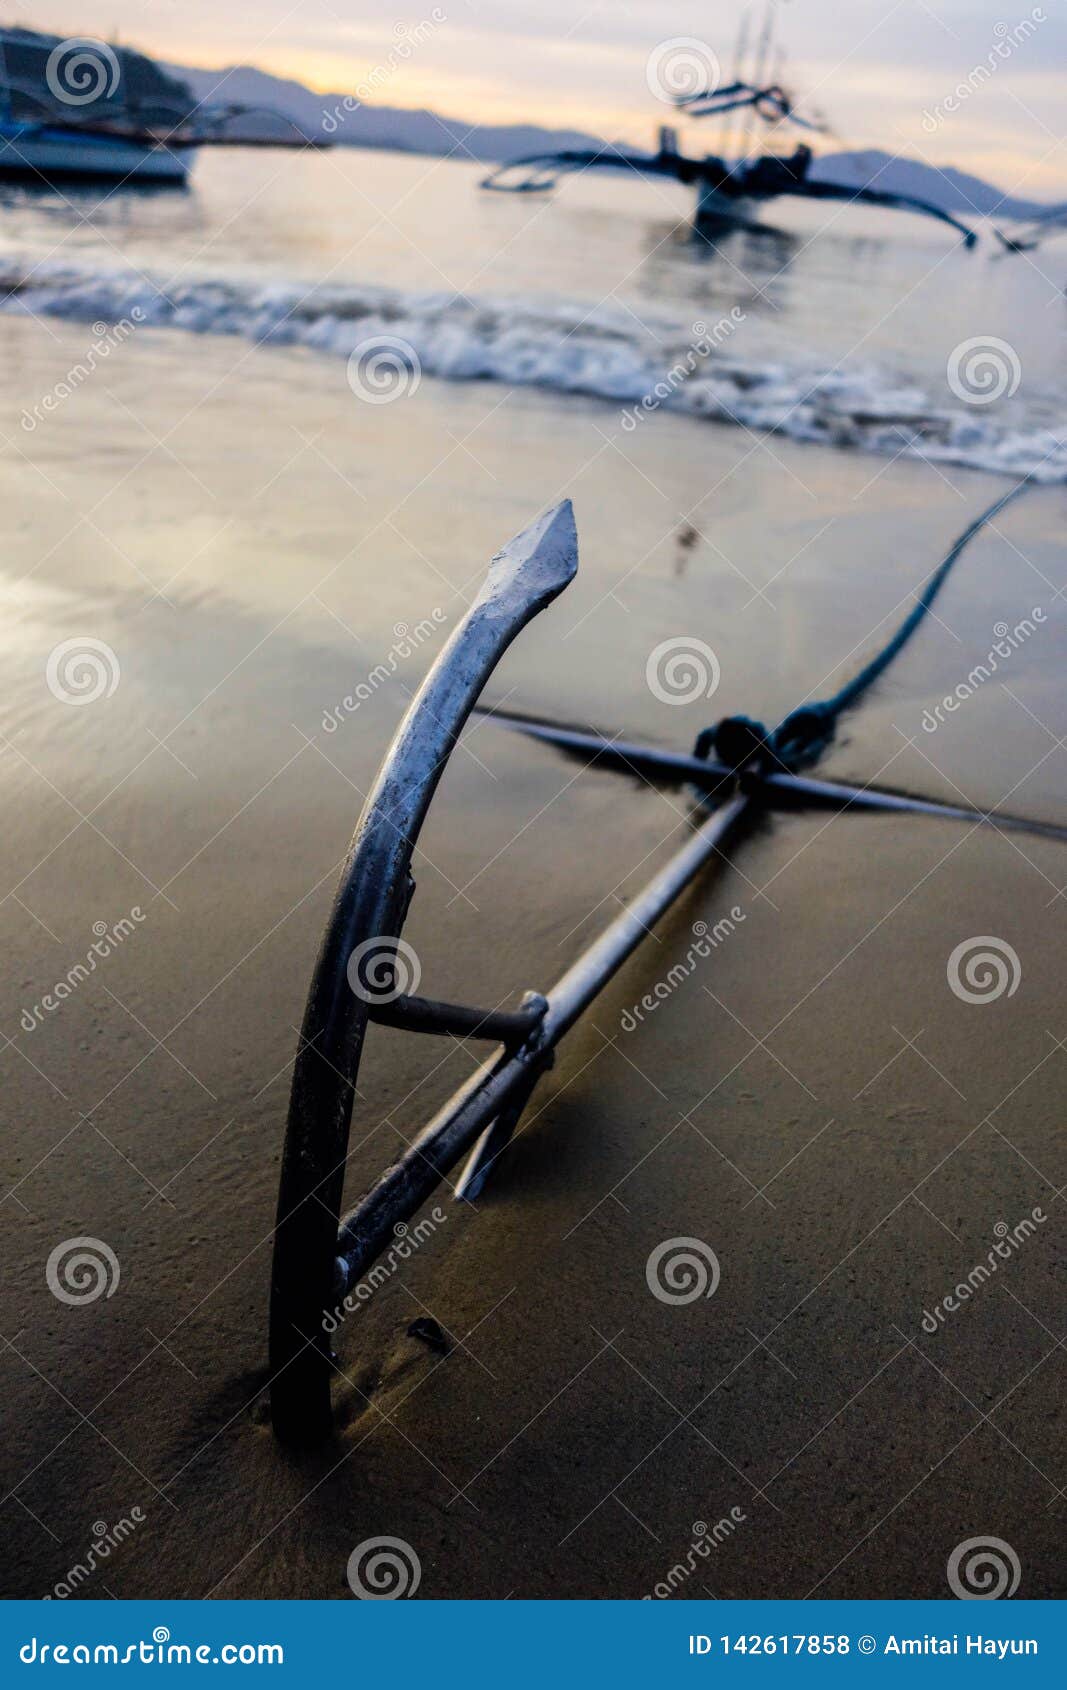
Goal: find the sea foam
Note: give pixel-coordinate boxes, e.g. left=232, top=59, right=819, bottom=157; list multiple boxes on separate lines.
left=2, top=256, right=1064, bottom=481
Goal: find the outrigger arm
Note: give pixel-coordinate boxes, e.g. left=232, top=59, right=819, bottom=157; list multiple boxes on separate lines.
left=481, top=146, right=679, bottom=194
left=768, top=176, right=977, bottom=247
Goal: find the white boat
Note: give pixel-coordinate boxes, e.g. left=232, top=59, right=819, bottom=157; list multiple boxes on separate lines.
left=0, top=26, right=324, bottom=191
left=0, top=25, right=195, bottom=188
left=0, top=118, right=190, bottom=185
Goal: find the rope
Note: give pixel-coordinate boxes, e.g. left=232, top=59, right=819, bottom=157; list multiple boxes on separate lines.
left=696, top=476, right=1035, bottom=774
left=675, top=80, right=828, bottom=134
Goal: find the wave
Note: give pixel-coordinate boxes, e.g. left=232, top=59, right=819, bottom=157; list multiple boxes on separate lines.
left=3, top=255, right=1064, bottom=481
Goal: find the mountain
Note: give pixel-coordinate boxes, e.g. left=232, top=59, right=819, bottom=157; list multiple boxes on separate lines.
left=171, top=61, right=606, bottom=162
left=808, top=149, right=1047, bottom=222
left=172, top=58, right=1052, bottom=221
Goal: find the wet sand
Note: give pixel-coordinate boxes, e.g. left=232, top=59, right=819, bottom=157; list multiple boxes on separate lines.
left=1, top=315, right=1064, bottom=1600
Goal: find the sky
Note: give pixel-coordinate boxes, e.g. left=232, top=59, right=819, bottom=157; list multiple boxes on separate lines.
left=20, top=0, right=1067, bottom=195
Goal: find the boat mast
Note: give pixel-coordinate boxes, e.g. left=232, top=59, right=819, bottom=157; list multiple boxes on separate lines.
left=718, top=6, right=752, bottom=177
left=0, top=30, right=11, bottom=123
left=765, top=39, right=788, bottom=148
left=738, top=0, right=777, bottom=162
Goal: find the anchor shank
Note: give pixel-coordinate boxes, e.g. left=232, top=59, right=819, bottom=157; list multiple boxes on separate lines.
left=335, top=1042, right=543, bottom=1291
left=542, top=793, right=751, bottom=1042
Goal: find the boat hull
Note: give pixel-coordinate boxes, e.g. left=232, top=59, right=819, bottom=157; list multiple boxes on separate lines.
left=0, top=122, right=191, bottom=185
left=693, top=180, right=775, bottom=236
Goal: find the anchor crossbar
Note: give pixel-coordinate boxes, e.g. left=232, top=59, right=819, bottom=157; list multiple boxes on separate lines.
left=366, top=992, right=546, bottom=1043
left=476, top=708, right=1067, bottom=847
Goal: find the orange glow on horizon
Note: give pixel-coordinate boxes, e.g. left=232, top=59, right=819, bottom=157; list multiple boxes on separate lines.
left=189, top=43, right=654, bottom=145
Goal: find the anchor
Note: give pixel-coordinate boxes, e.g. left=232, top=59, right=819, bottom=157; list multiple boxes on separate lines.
left=269, top=484, right=1061, bottom=1444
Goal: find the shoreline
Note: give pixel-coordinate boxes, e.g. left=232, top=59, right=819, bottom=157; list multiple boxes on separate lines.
left=2, top=247, right=1064, bottom=485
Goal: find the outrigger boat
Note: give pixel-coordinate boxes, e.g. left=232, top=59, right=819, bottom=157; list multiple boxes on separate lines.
left=269, top=479, right=1064, bottom=1444
left=482, top=2, right=977, bottom=248
left=994, top=204, right=1067, bottom=255
left=483, top=99, right=977, bottom=249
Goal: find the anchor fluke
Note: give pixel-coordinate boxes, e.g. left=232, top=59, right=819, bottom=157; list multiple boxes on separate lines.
left=484, top=497, right=578, bottom=613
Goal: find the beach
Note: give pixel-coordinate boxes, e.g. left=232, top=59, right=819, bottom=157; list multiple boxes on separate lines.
left=1, top=299, right=1064, bottom=1600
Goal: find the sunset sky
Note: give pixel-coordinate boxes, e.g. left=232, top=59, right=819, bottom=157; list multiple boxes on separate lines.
left=29, top=0, right=1067, bottom=196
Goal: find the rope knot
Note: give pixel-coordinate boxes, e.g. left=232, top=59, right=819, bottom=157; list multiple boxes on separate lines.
left=694, top=714, right=770, bottom=770
left=694, top=704, right=836, bottom=776
left=770, top=701, right=836, bottom=770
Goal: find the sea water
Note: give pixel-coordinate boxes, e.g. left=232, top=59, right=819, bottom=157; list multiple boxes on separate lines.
left=1, top=145, right=1064, bottom=479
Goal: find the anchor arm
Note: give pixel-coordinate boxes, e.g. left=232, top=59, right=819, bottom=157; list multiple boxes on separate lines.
left=269, top=501, right=578, bottom=1444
